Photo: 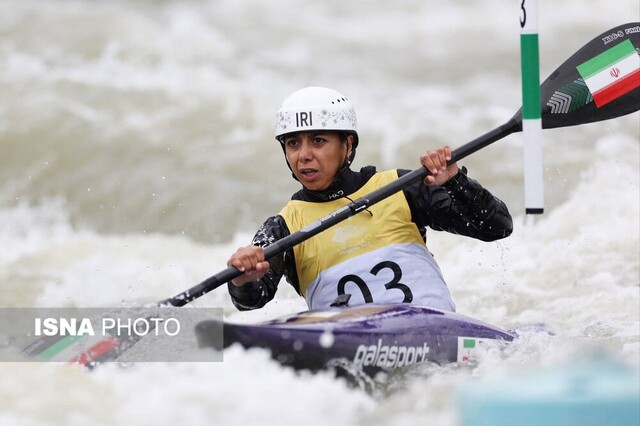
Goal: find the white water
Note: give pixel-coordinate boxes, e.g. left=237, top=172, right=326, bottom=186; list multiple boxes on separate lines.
left=1, top=1, right=638, bottom=425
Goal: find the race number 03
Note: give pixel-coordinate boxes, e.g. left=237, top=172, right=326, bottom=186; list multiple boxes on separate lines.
left=337, top=261, right=414, bottom=303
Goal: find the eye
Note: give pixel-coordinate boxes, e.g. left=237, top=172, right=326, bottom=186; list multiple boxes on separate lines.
left=285, top=138, right=299, bottom=148
left=313, top=136, right=327, bottom=145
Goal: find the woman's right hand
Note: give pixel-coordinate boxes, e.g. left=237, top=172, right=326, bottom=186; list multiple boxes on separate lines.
left=227, top=245, right=270, bottom=286
left=420, top=145, right=459, bottom=186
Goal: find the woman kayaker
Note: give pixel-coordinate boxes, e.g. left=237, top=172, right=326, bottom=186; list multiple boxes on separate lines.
left=226, top=87, right=513, bottom=311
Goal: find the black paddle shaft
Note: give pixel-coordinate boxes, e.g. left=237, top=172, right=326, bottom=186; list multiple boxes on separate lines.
left=160, top=22, right=639, bottom=308
left=159, top=118, right=522, bottom=307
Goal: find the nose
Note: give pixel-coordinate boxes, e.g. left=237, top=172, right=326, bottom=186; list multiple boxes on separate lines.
left=298, top=139, right=313, bottom=161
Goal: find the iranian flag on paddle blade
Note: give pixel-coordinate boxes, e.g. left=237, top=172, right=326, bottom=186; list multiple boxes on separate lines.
left=577, top=39, right=640, bottom=107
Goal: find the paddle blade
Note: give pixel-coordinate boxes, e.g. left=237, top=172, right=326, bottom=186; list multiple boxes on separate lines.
left=540, top=22, right=640, bottom=129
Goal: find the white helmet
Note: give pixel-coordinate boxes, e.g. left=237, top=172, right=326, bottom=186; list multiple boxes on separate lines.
left=275, top=87, right=358, bottom=146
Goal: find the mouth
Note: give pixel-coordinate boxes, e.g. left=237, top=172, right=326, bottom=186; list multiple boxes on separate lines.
left=298, top=168, right=318, bottom=180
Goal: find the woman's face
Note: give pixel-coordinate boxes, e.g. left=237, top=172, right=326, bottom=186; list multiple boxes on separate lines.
left=283, top=131, right=352, bottom=191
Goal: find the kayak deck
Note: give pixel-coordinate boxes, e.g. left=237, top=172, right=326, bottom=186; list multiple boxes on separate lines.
left=196, top=304, right=516, bottom=373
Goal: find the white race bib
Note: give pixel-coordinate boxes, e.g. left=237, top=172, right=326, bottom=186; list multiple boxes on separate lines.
left=306, top=243, right=455, bottom=311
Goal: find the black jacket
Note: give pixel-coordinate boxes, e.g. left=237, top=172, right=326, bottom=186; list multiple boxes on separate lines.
left=228, top=166, right=513, bottom=310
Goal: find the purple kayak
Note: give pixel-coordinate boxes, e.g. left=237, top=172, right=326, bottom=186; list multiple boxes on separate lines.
left=195, top=304, right=516, bottom=374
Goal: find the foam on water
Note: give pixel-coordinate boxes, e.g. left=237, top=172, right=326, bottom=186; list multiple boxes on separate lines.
left=0, top=0, right=638, bottom=425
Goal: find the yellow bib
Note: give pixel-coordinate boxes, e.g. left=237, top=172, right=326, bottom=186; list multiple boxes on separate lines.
left=280, top=170, right=443, bottom=308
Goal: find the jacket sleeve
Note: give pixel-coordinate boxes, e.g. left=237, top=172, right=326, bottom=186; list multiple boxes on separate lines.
left=226, top=215, right=297, bottom=311
left=400, top=167, right=513, bottom=242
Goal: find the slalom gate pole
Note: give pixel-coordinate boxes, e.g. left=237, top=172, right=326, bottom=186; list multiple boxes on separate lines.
left=519, top=0, right=544, bottom=214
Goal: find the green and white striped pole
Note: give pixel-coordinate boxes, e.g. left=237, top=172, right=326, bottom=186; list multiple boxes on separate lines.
left=519, top=0, right=544, bottom=214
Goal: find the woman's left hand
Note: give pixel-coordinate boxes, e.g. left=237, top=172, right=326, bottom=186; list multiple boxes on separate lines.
left=420, top=145, right=459, bottom=186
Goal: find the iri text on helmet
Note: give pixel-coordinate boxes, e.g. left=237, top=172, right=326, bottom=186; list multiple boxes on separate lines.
left=296, top=111, right=313, bottom=127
